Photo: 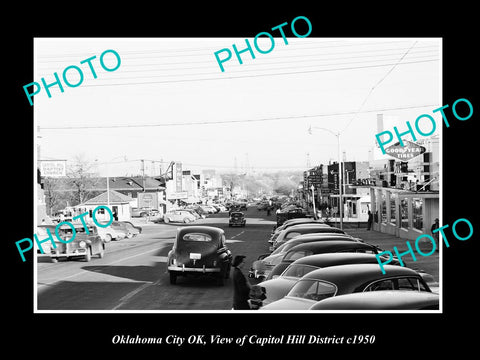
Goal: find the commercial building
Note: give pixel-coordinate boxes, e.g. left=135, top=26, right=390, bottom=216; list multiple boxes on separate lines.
left=368, top=135, right=439, bottom=240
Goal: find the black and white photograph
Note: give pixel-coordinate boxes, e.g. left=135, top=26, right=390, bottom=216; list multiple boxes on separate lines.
left=33, top=36, right=442, bottom=312
left=7, top=4, right=478, bottom=355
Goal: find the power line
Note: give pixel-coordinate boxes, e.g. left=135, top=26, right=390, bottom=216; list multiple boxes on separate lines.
left=40, top=103, right=438, bottom=130
left=60, top=59, right=437, bottom=89
left=341, top=41, right=420, bottom=134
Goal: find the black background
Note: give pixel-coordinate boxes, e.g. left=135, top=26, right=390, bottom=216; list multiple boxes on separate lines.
left=6, top=3, right=478, bottom=355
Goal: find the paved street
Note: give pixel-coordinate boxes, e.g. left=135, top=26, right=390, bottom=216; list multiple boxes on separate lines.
left=37, top=208, right=439, bottom=311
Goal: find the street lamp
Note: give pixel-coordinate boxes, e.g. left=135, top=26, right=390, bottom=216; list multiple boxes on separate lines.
left=308, top=126, right=343, bottom=229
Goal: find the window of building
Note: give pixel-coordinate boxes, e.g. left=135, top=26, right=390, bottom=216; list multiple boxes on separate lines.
left=412, top=198, right=423, bottom=230
left=381, top=192, right=387, bottom=223
left=390, top=193, right=397, bottom=225
left=400, top=198, right=408, bottom=228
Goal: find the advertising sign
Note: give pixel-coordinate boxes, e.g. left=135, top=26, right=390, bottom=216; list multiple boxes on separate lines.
left=384, top=141, right=426, bottom=161
left=175, top=162, right=183, bottom=192
left=39, top=160, right=66, bottom=177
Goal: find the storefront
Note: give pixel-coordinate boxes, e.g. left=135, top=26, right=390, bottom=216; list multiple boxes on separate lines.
left=370, top=186, right=439, bottom=241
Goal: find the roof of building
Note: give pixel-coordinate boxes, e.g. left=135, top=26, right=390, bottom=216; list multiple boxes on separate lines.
left=82, top=190, right=133, bottom=205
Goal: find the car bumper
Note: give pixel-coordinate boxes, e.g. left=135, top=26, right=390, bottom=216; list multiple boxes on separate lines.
left=50, top=248, right=89, bottom=257
left=168, top=265, right=221, bottom=273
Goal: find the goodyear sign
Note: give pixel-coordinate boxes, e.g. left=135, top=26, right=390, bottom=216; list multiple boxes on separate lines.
left=384, top=140, right=426, bottom=161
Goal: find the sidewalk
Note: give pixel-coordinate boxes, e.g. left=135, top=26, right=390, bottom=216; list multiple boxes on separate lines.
left=344, top=227, right=440, bottom=283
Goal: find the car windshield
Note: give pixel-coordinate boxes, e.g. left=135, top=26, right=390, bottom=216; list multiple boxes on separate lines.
left=288, top=279, right=337, bottom=301
left=182, top=233, right=213, bottom=242
left=281, top=264, right=319, bottom=279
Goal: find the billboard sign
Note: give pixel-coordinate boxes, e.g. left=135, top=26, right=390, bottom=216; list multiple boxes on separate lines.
left=39, top=160, right=66, bottom=177
left=384, top=141, right=426, bottom=161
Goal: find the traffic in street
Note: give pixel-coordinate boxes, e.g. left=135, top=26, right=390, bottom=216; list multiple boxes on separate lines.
left=36, top=204, right=439, bottom=311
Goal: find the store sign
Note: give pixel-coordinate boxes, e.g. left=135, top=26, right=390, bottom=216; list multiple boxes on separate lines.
left=169, top=192, right=188, bottom=200
left=384, top=141, right=426, bottom=161
left=39, top=160, right=66, bottom=177
left=175, top=162, right=183, bottom=192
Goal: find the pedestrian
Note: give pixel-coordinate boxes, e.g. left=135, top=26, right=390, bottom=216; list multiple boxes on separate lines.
left=232, top=255, right=251, bottom=310
left=367, top=211, right=373, bottom=230
left=431, top=218, right=439, bottom=252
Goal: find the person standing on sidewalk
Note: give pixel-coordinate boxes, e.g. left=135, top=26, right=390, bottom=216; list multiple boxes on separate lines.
left=431, top=218, right=439, bottom=252
left=232, top=255, right=251, bottom=310
left=367, top=211, right=373, bottom=230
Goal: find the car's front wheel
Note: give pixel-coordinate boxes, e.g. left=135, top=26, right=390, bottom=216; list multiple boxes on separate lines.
left=164, top=217, right=170, bottom=223
left=105, top=234, right=112, bottom=243
left=84, top=248, right=92, bottom=262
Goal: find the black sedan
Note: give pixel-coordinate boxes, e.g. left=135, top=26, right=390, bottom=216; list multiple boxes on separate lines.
left=167, top=226, right=232, bottom=286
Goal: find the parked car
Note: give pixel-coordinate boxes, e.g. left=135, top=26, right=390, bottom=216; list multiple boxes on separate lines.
left=167, top=226, right=232, bottom=285
left=261, top=264, right=432, bottom=310
left=200, top=205, right=217, bottom=214
left=250, top=234, right=359, bottom=279
left=95, top=223, right=127, bottom=242
left=309, top=290, right=439, bottom=310
left=118, top=221, right=142, bottom=237
left=229, top=211, right=246, bottom=227
left=272, top=217, right=324, bottom=234
left=43, top=223, right=105, bottom=263
left=131, top=207, right=157, bottom=217
left=269, top=225, right=346, bottom=248
left=259, top=253, right=398, bottom=306
left=186, top=205, right=207, bottom=218
left=181, top=208, right=202, bottom=219
left=36, top=225, right=57, bottom=254
left=110, top=221, right=134, bottom=238
left=164, top=210, right=197, bottom=224
left=213, top=204, right=227, bottom=212
left=270, top=224, right=346, bottom=251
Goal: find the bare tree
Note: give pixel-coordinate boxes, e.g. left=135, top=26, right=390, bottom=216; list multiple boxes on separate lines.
left=66, top=155, right=99, bottom=206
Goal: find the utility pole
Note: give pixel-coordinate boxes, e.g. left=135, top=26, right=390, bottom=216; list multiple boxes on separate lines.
left=141, top=159, right=146, bottom=192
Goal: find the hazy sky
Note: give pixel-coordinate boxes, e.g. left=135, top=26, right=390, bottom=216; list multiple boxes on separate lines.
left=34, top=37, right=441, bottom=177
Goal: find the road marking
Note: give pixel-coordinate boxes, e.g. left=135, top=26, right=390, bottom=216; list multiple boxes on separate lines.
left=112, top=280, right=160, bottom=310
left=37, top=246, right=165, bottom=291
left=231, top=230, right=245, bottom=239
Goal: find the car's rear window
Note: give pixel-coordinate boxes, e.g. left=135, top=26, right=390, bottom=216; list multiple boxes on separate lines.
left=182, top=233, right=213, bottom=242
left=288, top=279, right=337, bottom=301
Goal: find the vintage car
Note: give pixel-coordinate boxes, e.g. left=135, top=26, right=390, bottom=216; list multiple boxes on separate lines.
left=42, top=223, right=105, bottom=263
left=181, top=208, right=202, bottom=219
left=164, top=210, right=197, bottom=224
left=270, top=224, right=346, bottom=251
left=261, top=264, right=432, bottom=310
left=167, top=226, right=232, bottom=285
left=250, top=234, right=359, bottom=279
left=271, top=217, right=323, bottom=235
left=119, top=221, right=142, bottom=237
left=131, top=207, right=157, bottom=217
left=259, top=253, right=397, bottom=306
left=254, top=239, right=385, bottom=280
left=309, top=290, right=439, bottom=310
left=229, top=211, right=246, bottom=227
left=275, top=208, right=308, bottom=227
left=95, top=223, right=127, bottom=242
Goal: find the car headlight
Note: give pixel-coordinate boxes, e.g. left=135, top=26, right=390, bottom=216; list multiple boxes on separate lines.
left=79, top=241, right=86, bottom=248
